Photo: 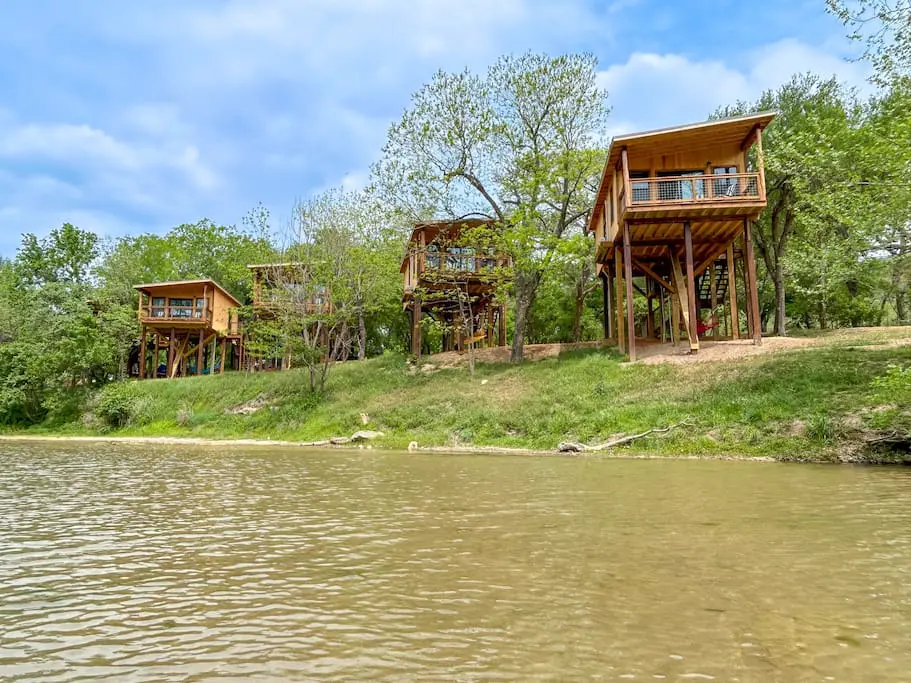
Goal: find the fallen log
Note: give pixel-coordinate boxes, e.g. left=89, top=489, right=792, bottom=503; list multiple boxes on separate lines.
left=558, top=421, right=692, bottom=453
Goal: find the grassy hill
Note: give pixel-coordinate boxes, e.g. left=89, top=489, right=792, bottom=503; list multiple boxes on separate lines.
left=17, top=329, right=911, bottom=462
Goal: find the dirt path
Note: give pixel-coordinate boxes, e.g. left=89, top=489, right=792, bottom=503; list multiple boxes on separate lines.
left=425, top=327, right=911, bottom=368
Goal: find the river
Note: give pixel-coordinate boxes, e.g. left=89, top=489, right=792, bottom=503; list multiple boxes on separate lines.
left=0, top=442, right=909, bottom=681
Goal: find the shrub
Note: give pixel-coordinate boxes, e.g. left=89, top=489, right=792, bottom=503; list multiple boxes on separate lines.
left=94, top=382, right=150, bottom=429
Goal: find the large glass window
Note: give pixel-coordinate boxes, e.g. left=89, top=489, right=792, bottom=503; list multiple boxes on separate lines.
left=629, top=171, right=650, bottom=203
left=713, top=166, right=739, bottom=197
left=195, top=298, right=206, bottom=318
left=151, top=297, right=165, bottom=317
left=426, top=244, right=440, bottom=270
left=657, top=170, right=705, bottom=201
left=169, top=298, right=193, bottom=317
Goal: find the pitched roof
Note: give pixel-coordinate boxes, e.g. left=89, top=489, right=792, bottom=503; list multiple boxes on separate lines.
left=588, top=111, right=777, bottom=233
left=133, top=278, right=242, bottom=307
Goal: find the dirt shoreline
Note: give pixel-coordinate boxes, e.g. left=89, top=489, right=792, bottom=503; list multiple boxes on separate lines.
left=0, top=433, right=780, bottom=460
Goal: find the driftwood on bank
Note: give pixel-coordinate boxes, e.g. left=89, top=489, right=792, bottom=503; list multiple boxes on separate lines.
left=558, top=421, right=691, bottom=453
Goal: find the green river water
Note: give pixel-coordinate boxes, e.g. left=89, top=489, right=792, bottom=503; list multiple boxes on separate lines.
left=0, top=443, right=909, bottom=681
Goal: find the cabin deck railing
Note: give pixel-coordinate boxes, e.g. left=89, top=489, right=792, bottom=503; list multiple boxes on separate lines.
left=404, top=251, right=511, bottom=293
left=140, top=305, right=212, bottom=323
left=627, top=172, right=763, bottom=207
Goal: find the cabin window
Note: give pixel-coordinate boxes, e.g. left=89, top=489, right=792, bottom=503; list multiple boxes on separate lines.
left=713, top=166, right=739, bottom=197
left=151, top=297, right=165, bottom=317
left=657, top=170, right=704, bottom=201
left=629, top=171, right=650, bottom=203
left=426, top=244, right=440, bottom=270
left=446, top=247, right=475, bottom=271
left=169, top=298, right=193, bottom=318
left=479, top=248, right=497, bottom=271
left=195, top=298, right=206, bottom=318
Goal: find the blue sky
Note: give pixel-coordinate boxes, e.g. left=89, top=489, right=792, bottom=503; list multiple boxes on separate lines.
left=0, top=0, right=869, bottom=256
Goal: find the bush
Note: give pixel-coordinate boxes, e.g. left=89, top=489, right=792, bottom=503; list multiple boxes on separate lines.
left=94, top=382, right=150, bottom=429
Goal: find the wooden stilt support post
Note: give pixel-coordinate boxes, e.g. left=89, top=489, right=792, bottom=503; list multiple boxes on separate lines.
left=743, top=219, right=762, bottom=345
left=139, top=326, right=147, bottom=379
left=167, top=328, right=176, bottom=379
left=727, top=244, right=739, bottom=340
left=659, top=288, right=666, bottom=343
left=196, top=330, right=204, bottom=376
left=671, top=294, right=680, bottom=346
left=601, top=273, right=611, bottom=341
left=615, top=253, right=626, bottom=353
left=219, top=337, right=227, bottom=374
left=683, top=221, right=699, bottom=352
left=623, top=222, right=636, bottom=361
left=411, top=299, right=422, bottom=357
left=669, top=246, right=698, bottom=352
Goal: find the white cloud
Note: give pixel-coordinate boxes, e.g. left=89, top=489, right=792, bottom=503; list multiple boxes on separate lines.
left=598, top=38, right=871, bottom=135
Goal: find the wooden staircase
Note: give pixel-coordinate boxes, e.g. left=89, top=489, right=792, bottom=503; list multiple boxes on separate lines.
left=697, top=259, right=728, bottom=309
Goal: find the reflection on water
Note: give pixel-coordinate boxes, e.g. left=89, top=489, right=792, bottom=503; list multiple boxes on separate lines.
left=0, top=443, right=909, bottom=681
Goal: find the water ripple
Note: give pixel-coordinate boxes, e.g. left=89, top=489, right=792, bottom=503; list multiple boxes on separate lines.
left=1, top=444, right=910, bottom=681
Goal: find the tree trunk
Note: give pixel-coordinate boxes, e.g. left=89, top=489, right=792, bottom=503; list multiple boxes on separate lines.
left=773, top=262, right=786, bottom=336
left=571, top=289, right=584, bottom=343
left=510, top=270, right=539, bottom=363
left=357, top=306, right=366, bottom=361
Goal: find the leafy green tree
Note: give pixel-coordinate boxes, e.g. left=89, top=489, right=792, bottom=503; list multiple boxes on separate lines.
left=718, top=75, right=870, bottom=335
left=376, top=52, right=608, bottom=361
left=827, top=0, right=911, bottom=82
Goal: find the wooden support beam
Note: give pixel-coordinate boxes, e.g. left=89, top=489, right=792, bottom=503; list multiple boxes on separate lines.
left=631, top=257, right=675, bottom=294
left=671, top=292, right=680, bottom=346
left=727, top=244, right=739, bottom=340
left=139, top=326, right=147, bottom=380
left=411, top=299, right=422, bottom=357
left=740, top=122, right=762, bottom=151
left=196, top=329, right=204, bottom=376
left=683, top=222, right=700, bottom=352
left=659, top=288, right=667, bottom=343
left=170, top=333, right=190, bottom=378
left=601, top=273, right=611, bottom=340
left=743, top=219, right=762, bottom=345
left=623, top=221, right=636, bottom=361
left=209, top=335, right=217, bottom=374
left=756, top=128, right=767, bottom=200
left=669, top=246, right=698, bottom=352
left=167, top=328, right=176, bottom=379
left=633, top=282, right=648, bottom=298
left=219, top=337, right=227, bottom=374
left=615, top=252, right=626, bottom=353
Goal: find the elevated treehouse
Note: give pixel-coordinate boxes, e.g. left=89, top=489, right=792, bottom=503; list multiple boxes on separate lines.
left=134, top=279, right=244, bottom=378
left=589, top=112, right=776, bottom=361
left=402, top=219, right=510, bottom=357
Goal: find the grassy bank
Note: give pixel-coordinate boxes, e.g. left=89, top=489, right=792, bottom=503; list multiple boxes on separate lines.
left=9, top=330, right=910, bottom=462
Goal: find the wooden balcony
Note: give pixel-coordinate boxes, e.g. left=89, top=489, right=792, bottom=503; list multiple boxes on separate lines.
left=140, top=305, right=212, bottom=327
left=619, top=171, right=764, bottom=221
left=404, top=249, right=510, bottom=294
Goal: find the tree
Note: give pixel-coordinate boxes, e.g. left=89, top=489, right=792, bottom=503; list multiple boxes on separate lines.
left=376, top=52, right=608, bottom=361
left=718, top=75, right=867, bottom=335
left=827, top=0, right=911, bottom=82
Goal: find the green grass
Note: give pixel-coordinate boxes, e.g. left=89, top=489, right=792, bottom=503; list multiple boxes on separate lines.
left=12, top=333, right=911, bottom=462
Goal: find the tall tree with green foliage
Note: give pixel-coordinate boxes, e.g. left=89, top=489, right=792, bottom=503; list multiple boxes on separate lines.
left=376, top=52, right=608, bottom=361
left=718, top=75, right=871, bottom=335
left=827, top=0, right=911, bottom=81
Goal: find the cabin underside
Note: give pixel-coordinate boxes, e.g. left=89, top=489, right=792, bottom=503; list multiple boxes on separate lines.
left=404, top=277, right=507, bottom=357
left=599, top=217, right=763, bottom=362
left=137, top=324, right=244, bottom=379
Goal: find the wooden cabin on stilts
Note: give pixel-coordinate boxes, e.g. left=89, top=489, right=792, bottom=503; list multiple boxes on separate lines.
left=134, top=279, right=244, bottom=378
left=402, top=219, right=510, bottom=359
left=589, top=112, right=775, bottom=360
